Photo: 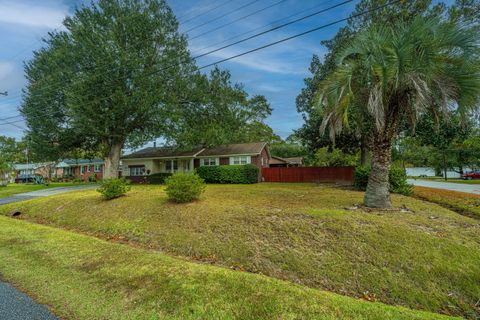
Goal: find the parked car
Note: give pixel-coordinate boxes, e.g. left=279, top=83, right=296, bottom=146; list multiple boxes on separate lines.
left=462, top=171, right=480, bottom=180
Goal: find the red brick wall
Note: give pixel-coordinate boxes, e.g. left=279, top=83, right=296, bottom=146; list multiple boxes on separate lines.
left=251, top=147, right=270, bottom=181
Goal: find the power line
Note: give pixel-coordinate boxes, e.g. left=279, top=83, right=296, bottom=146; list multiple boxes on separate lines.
left=2, top=0, right=353, bottom=106
left=193, top=0, right=355, bottom=60
left=188, top=0, right=288, bottom=41
left=193, top=0, right=345, bottom=54
left=197, top=0, right=400, bottom=70
left=184, top=0, right=260, bottom=33
left=179, top=0, right=235, bottom=25
left=0, top=0, right=400, bottom=128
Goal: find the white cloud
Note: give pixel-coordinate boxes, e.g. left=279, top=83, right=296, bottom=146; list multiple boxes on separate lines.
left=0, top=1, right=67, bottom=29
left=0, top=61, right=26, bottom=93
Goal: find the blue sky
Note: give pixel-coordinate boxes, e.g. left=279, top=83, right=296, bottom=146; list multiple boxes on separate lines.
left=0, top=0, right=449, bottom=142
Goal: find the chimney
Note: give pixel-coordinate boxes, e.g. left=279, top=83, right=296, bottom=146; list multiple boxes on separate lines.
left=153, top=141, right=157, bottom=148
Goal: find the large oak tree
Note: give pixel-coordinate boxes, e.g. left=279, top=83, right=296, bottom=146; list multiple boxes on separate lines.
left=22, top=0, right=193, bottom=178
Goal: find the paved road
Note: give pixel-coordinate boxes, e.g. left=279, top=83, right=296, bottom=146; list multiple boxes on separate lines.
left=408, top=179, right=480, bottom=195
left=0, top=184, right=98, bottom=205
left=0, top=280, right=57, bottom=320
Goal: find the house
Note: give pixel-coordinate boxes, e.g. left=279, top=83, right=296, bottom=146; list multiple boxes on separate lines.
left=13, top=159, right=104, bottom=182
left=269, top=156, right=304, bottom=168
left=14, top=162, right=55, bottom=183
left=121, top=142, right=270, bottom=182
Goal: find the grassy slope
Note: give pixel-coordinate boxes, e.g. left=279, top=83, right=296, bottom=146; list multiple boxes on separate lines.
left=1, top=184, right=479, bottom=318
left=414, top=186, right=480, bottom=219
left=0, top=182, right=77, bottom=198
left=0, top=216, right=454, bottom=320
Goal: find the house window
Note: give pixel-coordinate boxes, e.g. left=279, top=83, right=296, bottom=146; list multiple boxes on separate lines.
left=166, top=160, right=178, bottom=172
left=86, top=165, right=91, bottom=173
left=80, top=166, right=85, bottom=175
left=201, top=158, right=218, bottom=166
left=129, top=166, right=145, bottom=176
left=230, top=156, right=250, bottom=165
left=94, top=164, right=102, bottom=172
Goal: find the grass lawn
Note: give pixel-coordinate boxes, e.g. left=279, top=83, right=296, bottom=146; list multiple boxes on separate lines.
left=1, top=183, right=479, bottom=318
left=0, top=216, right=454, bottom=320
left=414, top=186, right=480, bottom=219
left=0, top=182, right=78, bottom=198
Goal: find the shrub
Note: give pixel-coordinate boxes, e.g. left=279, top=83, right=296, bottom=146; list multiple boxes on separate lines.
left=354, top=165, right=413, bottom=196
left=97, top=178, right=131, bottom=200
left=197, top=165, right=259, bottom=184
left=88, top=173, right=98, bottom=182
left=165, top=173, right=205, bottom=203
left=145, top=172, right=172, bottom=184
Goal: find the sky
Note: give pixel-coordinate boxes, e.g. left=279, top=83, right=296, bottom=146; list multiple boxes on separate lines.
left=0, top=0, right=451, bottom=143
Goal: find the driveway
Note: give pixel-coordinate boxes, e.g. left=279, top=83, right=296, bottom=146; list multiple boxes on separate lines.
left=408, top=179, right=480, bottom=195
left=0, top=184, right=98, bottom=205
left=0, top=280, right=57, bottom=320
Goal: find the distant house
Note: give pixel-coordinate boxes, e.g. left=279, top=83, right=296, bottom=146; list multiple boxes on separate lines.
left=269, top=156, right=304, bottom=168
left=13, top=159, right=104, bottom=182
left=121, top=142, right=270, bottom=182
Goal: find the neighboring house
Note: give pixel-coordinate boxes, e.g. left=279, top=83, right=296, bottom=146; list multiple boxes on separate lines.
left=13, top=159, right=104, bottom=182
left=269, top=156, right=304, bottom=168
left=121, top=142, right=270, bottom=182
left=14, top=162, right=55, bottom=183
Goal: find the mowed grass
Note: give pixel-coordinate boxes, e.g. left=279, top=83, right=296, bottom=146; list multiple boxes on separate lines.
left=1, top=183, right=479, bottom=318
left=0, top=216, right=454, bottom=320
left=414, top=186, right=480, bottom=219
left=0, top=182, right=77, bottom=198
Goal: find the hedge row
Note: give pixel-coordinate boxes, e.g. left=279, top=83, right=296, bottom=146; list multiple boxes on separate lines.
left=145, top=172, right=172, bottom=184
left=196, top=164, right=259, bottom=184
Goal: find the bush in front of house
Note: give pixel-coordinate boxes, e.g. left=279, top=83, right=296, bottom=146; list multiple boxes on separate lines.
left=196, top=164, right=259, bottom=184
left=145, top=172, right=172, bottom=184
left=97, top=178, right=131, bottom=200
left=165, top=172, right=205, bottom=203
left=354, top=165, right=413, bottom=196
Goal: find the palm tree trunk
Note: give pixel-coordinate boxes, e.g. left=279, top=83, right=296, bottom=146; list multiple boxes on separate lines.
left=364, top=138, right=392, bottom=208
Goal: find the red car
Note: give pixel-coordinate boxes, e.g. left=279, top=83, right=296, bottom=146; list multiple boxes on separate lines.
left=462, top=171, right=480, bottom=180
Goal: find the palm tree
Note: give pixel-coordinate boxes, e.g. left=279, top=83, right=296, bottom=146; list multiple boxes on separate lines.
left=316, top=16, right=480, bottom=208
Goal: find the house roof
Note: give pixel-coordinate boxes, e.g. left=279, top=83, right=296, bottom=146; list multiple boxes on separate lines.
left=63, top=159, right=104, bottom=166
left=270, top=156, right=304, bottom=165
left=198, top=142, right=268, bottom=157
left=121, top=146, right=205, bottom=160
left=121, top=142, right=268, bottom=160
left=13, top=162, right=53, bottom=170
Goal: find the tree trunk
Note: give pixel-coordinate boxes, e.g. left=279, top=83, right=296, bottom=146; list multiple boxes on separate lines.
left=103, top=142, right=123, bottom=179
left=360, top=135, right=369, bottom=166
left=364, top=138, right=392, bottom=208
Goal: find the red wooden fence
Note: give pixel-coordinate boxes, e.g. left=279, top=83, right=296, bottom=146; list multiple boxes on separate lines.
left=262, top=166, right=355, bottom=184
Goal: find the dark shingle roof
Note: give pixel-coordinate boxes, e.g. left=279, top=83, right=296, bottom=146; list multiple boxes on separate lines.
left=121, top=142, right=268, bottom=160
left=121, top=146, right=204, bottom=159
left=198, top=142, right=267, bottom=157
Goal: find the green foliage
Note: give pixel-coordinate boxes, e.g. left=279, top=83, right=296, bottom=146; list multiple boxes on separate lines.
left=167, top=67, right=274, bottom=148
left=269, top=142, right=307, bottom=158
left=97, top=178, right=131, bottom=200
left=354, top=166, right=413, bottom=196
left=309, top=147, right=358, bottom=167
left=197, top=165, right=259, bottom=184
left=21, top=0, right=193, bottom=172
left=88, top=173, right=98, bottom=182
left=165, top=173, right=205, bottom=203
left=145, top=172, right=172, bottom=184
